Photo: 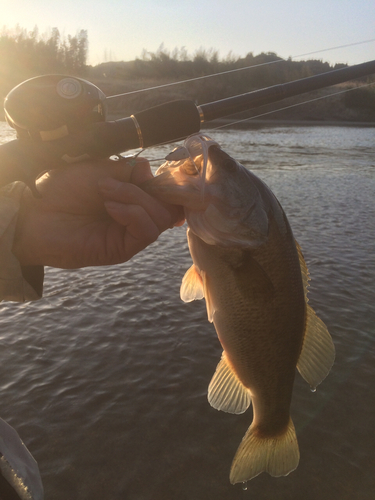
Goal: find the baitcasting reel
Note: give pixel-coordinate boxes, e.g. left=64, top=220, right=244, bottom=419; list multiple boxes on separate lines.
left=1, top=75, right=200, bottom=194
left=4, top=74, right=107, bottom=141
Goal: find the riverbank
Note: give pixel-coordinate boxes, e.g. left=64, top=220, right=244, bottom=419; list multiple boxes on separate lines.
left=106, top=113, right=375, bottom=129
left=201, top=118, right=375, bottom=129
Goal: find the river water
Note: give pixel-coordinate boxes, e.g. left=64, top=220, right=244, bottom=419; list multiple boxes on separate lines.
left=0, top=122, right=374, bottom=499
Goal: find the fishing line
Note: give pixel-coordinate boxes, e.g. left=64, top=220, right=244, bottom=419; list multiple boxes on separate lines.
left=211, top=82, right=375, bottom=130
left=291, top=38, right=375, bottom=60
left=106, top=38, right=375, bottom=100
left=130, top=81, right=375, bottom=158
left=109, top=80, right=375, bottom=163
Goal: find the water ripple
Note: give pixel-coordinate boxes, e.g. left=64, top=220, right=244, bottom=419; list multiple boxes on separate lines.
left=0, top=123, right=374, bottom=499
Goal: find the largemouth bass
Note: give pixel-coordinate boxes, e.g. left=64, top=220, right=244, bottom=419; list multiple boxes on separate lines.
left=143, top=134, right=335, bottom=484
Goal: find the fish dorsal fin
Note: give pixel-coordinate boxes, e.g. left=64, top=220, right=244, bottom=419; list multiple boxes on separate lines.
left=295, top=240, right=335, bottom=389
left=295, top=239, right=310, bottom=302
left=297, top=304, right=335, bottom=391
left=180, top=265, right=204, bottom=302
left=208, top=352, right=251, bottom=414
left=180, top=266, right=215, bottom=322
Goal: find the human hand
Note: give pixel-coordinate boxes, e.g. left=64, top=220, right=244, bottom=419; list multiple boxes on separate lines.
left=12, top=158, right=184, bottom=269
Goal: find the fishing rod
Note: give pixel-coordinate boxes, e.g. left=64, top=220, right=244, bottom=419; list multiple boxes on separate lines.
left=1, top=59, right=375, bottom=195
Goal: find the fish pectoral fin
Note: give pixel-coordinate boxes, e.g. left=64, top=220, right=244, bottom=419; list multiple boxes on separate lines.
left=297, top=304, right=335, bottom=391
left=208, top=352, right=251, bottom=414
left=180, top=265, right=204, bottom=302
left=230, top=418, right=300, bottom=484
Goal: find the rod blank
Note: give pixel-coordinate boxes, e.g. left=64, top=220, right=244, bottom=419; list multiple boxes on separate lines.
left=200, top=59, right=375, bottom=121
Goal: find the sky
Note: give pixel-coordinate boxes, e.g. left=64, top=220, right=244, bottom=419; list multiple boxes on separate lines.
left=2, top=0, right=375, bottom=67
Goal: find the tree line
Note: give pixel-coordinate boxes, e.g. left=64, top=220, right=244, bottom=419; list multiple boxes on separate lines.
left=0, top=28, right=374, bottom=120
left=90, top=44, right=346, bottom=100
left=0, top=28, right=347, bottom=99
left=89, top=45, right=374, bottom=117
left=94, top=44, right=343, bottom=81
left=0, top=26, right=88, bottom=99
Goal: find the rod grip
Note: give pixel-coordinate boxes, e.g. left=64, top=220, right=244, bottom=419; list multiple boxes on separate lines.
left=132, top=100, right=201, bottom=147
left=75, top=99, right=201, bottom=156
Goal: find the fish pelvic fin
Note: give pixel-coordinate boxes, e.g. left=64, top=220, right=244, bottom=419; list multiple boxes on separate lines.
left=230, top=418, right=300, bottom=484
left=297, top=304, right=335, bottom=390
left=180, top=265, right=215, bottom=322
left=208, top=352, right=251, bottom=414
left=180, top=265, right=204, bottom=302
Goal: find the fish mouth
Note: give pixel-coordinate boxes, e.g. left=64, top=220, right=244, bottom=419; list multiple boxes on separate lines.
left=141, top=167, right=205, bottom=208
left=142, top=135, right=230, bottom=209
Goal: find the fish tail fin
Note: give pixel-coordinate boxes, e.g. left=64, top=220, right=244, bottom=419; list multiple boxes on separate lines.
left=230, top=417, right=299, bottom=484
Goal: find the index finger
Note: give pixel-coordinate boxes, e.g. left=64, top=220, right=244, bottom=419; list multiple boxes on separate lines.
left=96, top=157, right=151, bottom=184
left=99, top=179, right=173, bottom=233
left=103, top=157, right=185, bottom=227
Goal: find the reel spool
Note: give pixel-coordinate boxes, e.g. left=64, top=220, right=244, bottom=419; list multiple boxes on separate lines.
left=4, top=75, right=107, bottom=141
